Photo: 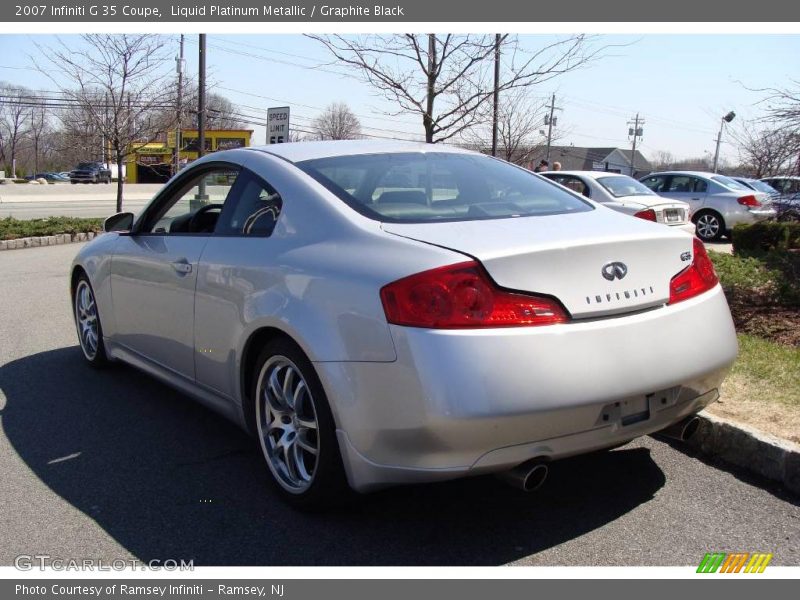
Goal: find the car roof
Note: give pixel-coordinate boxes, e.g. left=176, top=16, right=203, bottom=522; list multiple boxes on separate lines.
left=247, top=140, right=478, bottom=163
left=760, top=175, right=800, bottom=180
left=644, top=171, right=723, bottom=178
left=540, top=170, right=633, bottom=180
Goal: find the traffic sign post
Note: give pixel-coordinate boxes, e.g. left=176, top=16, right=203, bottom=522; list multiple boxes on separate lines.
left=268, top=107, right=290, bottom=144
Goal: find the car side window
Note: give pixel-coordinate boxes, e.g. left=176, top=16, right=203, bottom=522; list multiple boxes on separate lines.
left=666, top=176, right=695, bottom=193
left=556, top=175, right=591, bottom=198
left=142, top=167, right=240, bottom=234
left=641, top=176, right=665, bottom=192
left=215, top=169, right=283, bottom=237
left=693, top=178, right=708, bottom=193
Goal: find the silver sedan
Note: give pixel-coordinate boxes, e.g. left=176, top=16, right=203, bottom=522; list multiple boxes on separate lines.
left=71, top=141, right=738, bottom=507
left=639, top=170, right=776, bottom=241
left=540, top=170, right=695, bottom=234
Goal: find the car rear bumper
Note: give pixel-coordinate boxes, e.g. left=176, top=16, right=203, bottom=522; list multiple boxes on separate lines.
left=316, top=286, right=738, bottom=492
left=725, top=207, right=776, bottom=228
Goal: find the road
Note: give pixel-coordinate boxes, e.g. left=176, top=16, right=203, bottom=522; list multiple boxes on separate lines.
left=0, top=183, right=161, bottom=219
left=0, top=243, right=797, bottom=567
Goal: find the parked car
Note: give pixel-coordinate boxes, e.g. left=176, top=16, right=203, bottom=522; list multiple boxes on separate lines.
left=69, top=162, right=112, bottom=184
left=731, top=176, right=781, bottom=200
left=757, top=176, right=800, bottom=221
left=639, top=171, right=776, bottom=241
left=25, top=172, right=69, bottom=183
left=71, top=141, right=738, bottom=506
left=760, top=175, right=800, bottom=197
left=540, top=170, right=694, bottom=234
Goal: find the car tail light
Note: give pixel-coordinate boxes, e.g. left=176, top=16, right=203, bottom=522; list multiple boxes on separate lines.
left=737, top=195, right=761, bottom=208
left=634, top=208, right=657, bottom=221
left=380, top=261, right=569, bottom=329
left=668, top=238, right=719, bottom=304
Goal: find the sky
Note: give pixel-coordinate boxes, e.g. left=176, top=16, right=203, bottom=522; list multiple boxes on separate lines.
left=0, top=33, right=798, bottom=164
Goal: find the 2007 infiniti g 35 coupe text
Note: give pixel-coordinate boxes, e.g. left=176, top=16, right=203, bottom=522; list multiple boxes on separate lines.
left=71, top=141, right=738, bottom=507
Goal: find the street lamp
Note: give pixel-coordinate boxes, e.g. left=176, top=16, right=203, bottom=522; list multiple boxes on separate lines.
left=712, top=111, right=736, bottom=173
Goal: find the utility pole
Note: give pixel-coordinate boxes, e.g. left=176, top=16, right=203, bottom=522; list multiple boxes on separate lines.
left=491, top=34, right=500, bottom=157
left=102, top=92, right=109, bottom=166
left=173, top=34, right=184, bottom=177
left=627, top=113, right=644, bottom=176
left=196, top=33, right=208, bottom=203
left=545, top=94, right=558, bottom=162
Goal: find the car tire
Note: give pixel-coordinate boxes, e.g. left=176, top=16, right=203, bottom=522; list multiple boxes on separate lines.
left=693, top=211, right=725, bottom=242
left=73, top=274, right=109, bottom=368
left=251, top=338, right=351, bottom=509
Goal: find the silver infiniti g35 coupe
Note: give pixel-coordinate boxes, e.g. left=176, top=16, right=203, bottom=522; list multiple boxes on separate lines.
left=70, top=141, right=738, bottom=507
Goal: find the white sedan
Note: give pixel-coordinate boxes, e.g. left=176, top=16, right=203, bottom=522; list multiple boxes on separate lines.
left=541, top=170, right=696, bottom=234
left=71, top=141, right=738, bottom=507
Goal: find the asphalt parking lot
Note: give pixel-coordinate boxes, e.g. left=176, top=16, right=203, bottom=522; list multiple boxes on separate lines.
left=0, top=243, right=798, bottom=567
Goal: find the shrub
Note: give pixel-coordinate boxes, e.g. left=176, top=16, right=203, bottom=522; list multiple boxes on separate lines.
left=732, top=222, right=800, bottom=254
left=0, top=216, right=104, bottom=241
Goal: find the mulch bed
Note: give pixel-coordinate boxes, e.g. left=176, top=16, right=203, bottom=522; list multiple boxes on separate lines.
left=728, top=301, right=800, bottom=347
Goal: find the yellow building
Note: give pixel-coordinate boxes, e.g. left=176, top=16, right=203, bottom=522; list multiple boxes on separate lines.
left=126, top=129, right=253, bottom=184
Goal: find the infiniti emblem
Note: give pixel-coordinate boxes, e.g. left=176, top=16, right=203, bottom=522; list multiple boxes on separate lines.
left=601, top=261, right=628, bottom=281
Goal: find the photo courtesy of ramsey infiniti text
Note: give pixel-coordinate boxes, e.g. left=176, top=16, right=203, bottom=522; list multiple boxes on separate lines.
left=70, top=141, right=738, bottom=507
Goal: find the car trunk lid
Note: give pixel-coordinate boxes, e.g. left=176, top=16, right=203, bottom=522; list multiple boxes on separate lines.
left=382, top=210, right=693, bottom=318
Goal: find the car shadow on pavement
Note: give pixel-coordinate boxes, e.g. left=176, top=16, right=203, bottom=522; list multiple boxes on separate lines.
left=1, top=347, right=668, bottom=566
left=655, top=436, right=799, bottom=504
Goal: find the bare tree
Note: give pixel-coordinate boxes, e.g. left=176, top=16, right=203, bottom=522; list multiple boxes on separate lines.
left=673, top=156, right=714, bottom=172
left=27, top=101, right=50, bottom=176
left=311, top=102, right=362, bottom=140
left=149, top=85, right=244, bottom=143
left=732, top=122, right=800, bottom=177
left=757, top=79, right=800, bottom=131
left=308, top=34, right=602, bottom=144
left=0, top=83, right=31, bottom=177
left=650, top=150, right=676, bottom=171
left=36, top=35, right=174, bottom=212
left=462, top=88, right=547, bottom=165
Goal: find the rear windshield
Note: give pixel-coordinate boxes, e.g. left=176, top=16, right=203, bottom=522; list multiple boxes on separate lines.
left=713, top=175, right=749, bottom=191
left=296, top=152, right=593, bottom=223
left=741, top=179, right=777, bottom=194
left=595, top=175, right=656, bottom=198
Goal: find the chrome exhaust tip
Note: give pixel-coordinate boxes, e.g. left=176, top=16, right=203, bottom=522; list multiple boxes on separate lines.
left=497, top=459, right=549, bottom=492
left=657, top=416, right=701, bottom=442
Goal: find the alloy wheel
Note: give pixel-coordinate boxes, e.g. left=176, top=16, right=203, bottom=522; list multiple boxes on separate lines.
left=696, top=214, right=720, bottom=241
left=255, top=356, right=320, bottom=493
left=75, top=280, right=99, bottom=360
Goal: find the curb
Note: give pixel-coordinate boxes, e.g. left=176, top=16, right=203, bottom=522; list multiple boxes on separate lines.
left=685, top=411, right=800, bottom=495
left=0, top=232, right=98, bottom=251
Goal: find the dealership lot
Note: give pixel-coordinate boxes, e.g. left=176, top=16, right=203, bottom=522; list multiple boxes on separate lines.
left=0, top=242, right=797, bottom=566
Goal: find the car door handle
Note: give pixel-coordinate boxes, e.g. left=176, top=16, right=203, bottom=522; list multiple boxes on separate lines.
left=171, top=260, right=192, bottom=275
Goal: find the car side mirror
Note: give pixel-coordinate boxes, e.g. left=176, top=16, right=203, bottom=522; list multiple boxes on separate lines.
left=104, top=212, right=134, bottom=233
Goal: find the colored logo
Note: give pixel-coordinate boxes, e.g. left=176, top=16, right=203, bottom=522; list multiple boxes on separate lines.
left=697, top=552, right=773, bottom=573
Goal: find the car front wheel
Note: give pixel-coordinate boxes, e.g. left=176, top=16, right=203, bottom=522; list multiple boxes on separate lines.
left=252, top=338, right=350, bottom=508
left=73, top=275, right=109, bottom=367
left=694, top=211, right=725, bottom=242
